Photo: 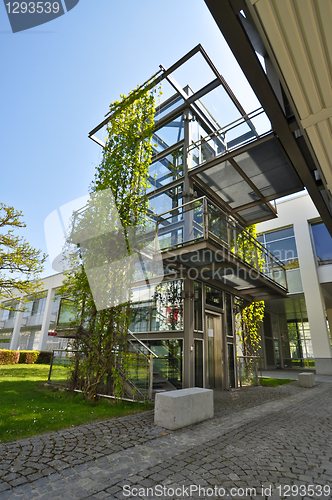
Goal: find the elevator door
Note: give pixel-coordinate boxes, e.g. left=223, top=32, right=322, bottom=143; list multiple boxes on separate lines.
left=206, top=312, right=223, bottom=390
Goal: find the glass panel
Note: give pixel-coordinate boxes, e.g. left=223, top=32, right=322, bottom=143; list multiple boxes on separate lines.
left=207, top=315, right=215, bottom=389
left=197, top=84, right=245, bottom=130
left=148, top=183, right=183, bottom=216
left=8, top=309, right=16, bottom=320
left=146, top=339, right=183, bottom=389
left=57, top=299, right=79, bottom=331
left=152, top=116, right=184, bottom=154
left=130, top=280, right=183, bottom=332
left=194, top=339, right=203, bottom=388
left=125, top=342, right=150, bottom=395
left=266, top=239, right=298, bottom=266
left=208, top=202, right=230, bottom=244
left=225, top=293, right=233, bottom=336
left=311, top=222, right=332, bottom=265
left=147, top=147, right=184, bottom=193
left=249, top=111, right=271, bottom=136
left=265, top=227, right=295, bottom=242
left=156, top=197, right=204, bottom=252
left=154, top=95, right=184, bottom=123
left=194, top=282, right=203, bottom=331
left=205, top=285, right=223, bottom=308
left=228, top=343, right=235, bottom=388
left=171, top=51, right=217, bottom=95
left=156, top=80, right=184, bottom=108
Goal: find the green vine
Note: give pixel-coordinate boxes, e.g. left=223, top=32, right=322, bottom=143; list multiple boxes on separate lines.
left=61, top=84, right=157, bottom=401
left=236, top=224, right=265, bottom=360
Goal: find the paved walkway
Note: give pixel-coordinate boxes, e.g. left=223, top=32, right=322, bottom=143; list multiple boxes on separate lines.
left=260, top=369, right=332, bottom=383
left=1, top=378, right=332, bottom=499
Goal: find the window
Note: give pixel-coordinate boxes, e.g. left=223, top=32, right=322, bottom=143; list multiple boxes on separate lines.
left=311, top=222, right=332, bottom=266
left=258, top=226, right=299, bottom=269
left=130, top=280, right=183, bottom=332
left=205, top=285, right=223, bottom=308
left=194, top=282, right=203, bottom=331
left=152, top=116, right=184, bottom=154
left=147, top=147, right=184, bottom=193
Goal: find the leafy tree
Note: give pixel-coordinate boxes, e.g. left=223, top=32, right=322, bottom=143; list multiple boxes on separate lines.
left=60, top=84, right=157, bottom=400
left=0, top=204, right=46, bottom=307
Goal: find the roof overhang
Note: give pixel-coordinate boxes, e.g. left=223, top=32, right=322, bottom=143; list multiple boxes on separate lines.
left=205, top=0, right=332, bottom=236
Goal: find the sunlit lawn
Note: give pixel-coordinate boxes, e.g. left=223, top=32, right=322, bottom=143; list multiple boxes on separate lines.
left=259, top=377, right=294, bottom=387
left=0, top=364, right=152, bottom=443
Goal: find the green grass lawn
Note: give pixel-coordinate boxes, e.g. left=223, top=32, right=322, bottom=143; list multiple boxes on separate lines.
left=259, top=377, right=294, bottom=387
left=0, top=364, right=152, bottom=443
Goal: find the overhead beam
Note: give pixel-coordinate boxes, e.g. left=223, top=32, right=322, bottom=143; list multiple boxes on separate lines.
left=204, top=0, right=332, bottom=237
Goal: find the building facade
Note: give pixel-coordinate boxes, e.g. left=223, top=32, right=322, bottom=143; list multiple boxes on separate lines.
left=0, top=274, right=67, bottom=354
left=258, top=193, right=332, bottom=375
left=4, top=44, right=330, bottom=391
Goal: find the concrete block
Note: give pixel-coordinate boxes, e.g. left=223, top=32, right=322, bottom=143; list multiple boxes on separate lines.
left=154, top=387, right=214, bottom=430
left=298, top=372, right=315, bottom=388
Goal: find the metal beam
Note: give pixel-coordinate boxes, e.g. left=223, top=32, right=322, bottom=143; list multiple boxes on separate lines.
left=204, top=0, right=332, bottom=236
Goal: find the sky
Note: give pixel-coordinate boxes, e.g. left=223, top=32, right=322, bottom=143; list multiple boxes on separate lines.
left=1, top=0, right=263, bottom=278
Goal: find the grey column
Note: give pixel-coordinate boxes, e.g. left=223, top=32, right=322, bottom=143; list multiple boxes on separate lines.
left=183, top=277, right=194, bottom=388
left=294, top=220, right=332, bottom=375
left=38, top=287, right=55, bottom=351
left=9, top=304, right=23, bottom=350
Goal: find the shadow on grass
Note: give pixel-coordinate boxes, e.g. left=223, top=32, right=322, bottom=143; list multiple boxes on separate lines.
left=0, top=364, right=152, bottom=443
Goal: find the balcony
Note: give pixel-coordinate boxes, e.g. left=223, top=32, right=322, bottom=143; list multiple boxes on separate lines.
left=153, top=196, right=288, bottom=302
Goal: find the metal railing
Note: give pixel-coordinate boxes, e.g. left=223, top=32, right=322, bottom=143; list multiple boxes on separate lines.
left=154, top=196, right=287, bottom=290
left=187, top=107, right=270, bottom=167
left=47, top=333, right=159, bottom=401
left=127, top=329, right=158, bottom=400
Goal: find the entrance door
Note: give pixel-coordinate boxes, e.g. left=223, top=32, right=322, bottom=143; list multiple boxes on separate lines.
left=205, top=312, right=223, bottom=390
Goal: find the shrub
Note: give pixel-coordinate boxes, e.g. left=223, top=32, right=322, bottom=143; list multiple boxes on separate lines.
left=36, top=351, right=52, bottom=364
left=19, top=350, right=39, bottom=364
left=0, top=349, right=52, bottom=365
left=0, top=349, right=20, bottom=364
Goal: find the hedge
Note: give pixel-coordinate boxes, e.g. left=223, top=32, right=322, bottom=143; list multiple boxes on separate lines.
left=0, top=349, right=52, bottom=365
left=0, top=349, right=20, bottom=365
left=19, top=350, right=39, bottom=364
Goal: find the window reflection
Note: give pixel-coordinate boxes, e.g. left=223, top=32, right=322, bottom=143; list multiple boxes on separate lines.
left=311, top=222, right=332, bottom=266
left=152, top=116, right=184, bottom=154
left=258, top=226, right=299, bottom=269
left=130, top=280, right=183, bottom=332
left=147, top=148, right=184, bottom=193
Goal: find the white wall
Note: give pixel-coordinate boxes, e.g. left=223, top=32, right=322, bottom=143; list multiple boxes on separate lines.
left=259, top=193, right=332, bottom=375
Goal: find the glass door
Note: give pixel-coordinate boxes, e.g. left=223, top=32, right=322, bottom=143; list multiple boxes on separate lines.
left=205, top=312, right=223, bottom=390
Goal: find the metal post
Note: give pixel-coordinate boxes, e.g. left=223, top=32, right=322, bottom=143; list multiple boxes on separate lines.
left=203, top=197, right=209, bottom=240
left=48, top=350, right=54, bottom=382
left=233, top=226, right=238, bottom=257
left=238, top=358, right=242, bottom=388
left=255, top=358, right=259, bottom=386
left=155, top=218, right=159, bottom=253
left=148, top=354, right=153, bottom=401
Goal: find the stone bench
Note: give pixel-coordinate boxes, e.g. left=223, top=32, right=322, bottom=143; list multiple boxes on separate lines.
left=298, top=372, right=315, bottom=388
left=154, top=387, right=214, bottom=430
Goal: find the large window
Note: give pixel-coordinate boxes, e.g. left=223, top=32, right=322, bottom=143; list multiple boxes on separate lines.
left=147, top=147, right=184, bottom=193
left=257, top=226, right=299, bottom=269
left=311, top=222, right=332, bottom=266
left=130, top=280, right=183, bottom=333
left=152, top=116, right=184, bottom=154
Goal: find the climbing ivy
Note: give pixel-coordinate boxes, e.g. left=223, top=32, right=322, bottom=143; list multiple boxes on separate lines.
left=236, top=224, right=265, bottom=359
left=60, top=84, right=157, bottom=401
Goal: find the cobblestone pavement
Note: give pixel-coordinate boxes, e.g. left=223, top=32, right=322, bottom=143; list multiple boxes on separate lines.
left=1, top=381, right=332, bottom=499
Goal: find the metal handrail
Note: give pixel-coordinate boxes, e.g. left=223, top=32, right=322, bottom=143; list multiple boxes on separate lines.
left=155, top=195, right=286, bottom=269
left=187, top=106, right=266, bottom=152
left=128, top=329, right=158, bottom=358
